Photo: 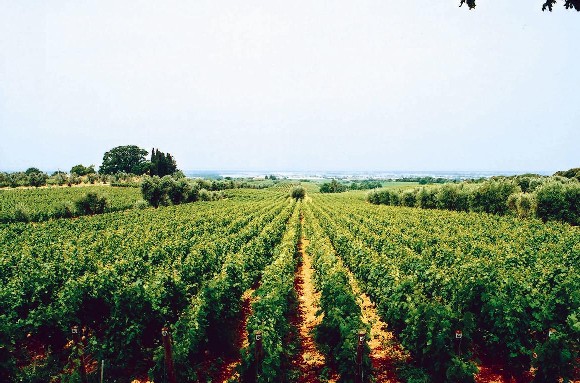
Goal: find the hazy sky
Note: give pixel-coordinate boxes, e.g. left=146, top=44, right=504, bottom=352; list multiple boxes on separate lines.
left=1, top=1, right=578, bottom=172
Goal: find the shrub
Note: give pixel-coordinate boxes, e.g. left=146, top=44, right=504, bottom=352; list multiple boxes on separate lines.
left=517, top=193, right=536, bottom=218
left=134, top=199, right=149, bottom=210
left=446, top=356, right=477, bottom=383
left=28, top=171, right=48, bottom=187
left=416, top=187, right=437, bottom=209
left=401, top=189, right=418, bottom=207
left=319, top=179, right=347, bottom=193
left=13, top=203, right=30, bottom=222
left=198, top=188, right=212, bottom=201
left=436, top=184, right=466, bottom=211
left=532, top=332, right=576, bottom=383
left=470, top=180, right=521, bottom=215
left=75, top=192, right=107, bottom=215
left=141, top=176, right=163, bottom=207
left=167, top=179, right=187, bottom=204
left=53, top=201, right=76, bottom=218
left=536, top=182, right=579, bottom=225
left=290, top=186, right=306, bottom=200
left=366, top=190, right=380, bottom=204
left=507, top=193, right=519, bottom=214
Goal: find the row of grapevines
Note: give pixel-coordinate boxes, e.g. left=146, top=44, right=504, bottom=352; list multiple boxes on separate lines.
left=303, top=202, right=372, bottom=382
left=319, top=194, right=579, bottom=375
left=165, top=198, right=298, bottom=382
left=0, top=185, right=142, bottom=223
left=241, top=201, right=302, bottom=382
left=0, top=189, right=288, bottom=381
left=311, top=193, right=579, bottom=382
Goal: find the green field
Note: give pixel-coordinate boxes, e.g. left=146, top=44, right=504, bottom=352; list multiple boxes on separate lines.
left=0, top=186, right=142, bottom=223
left=0, top=185, right=577, bottom=383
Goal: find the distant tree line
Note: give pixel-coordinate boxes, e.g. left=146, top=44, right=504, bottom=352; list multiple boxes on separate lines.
left=554, top=167, right=580, bottom=181
left=99, top=145, right=178, bottom=177
left=0, top=145, right=180, bottom=188
left=139, top=173, right=280, bottom=207
left=0, top=168, right=72, bottom=188
left=0, top=168, right=140, bottom=188
left=140, top=175, right=227, bottom=207
left=396, top=176, right=454, bottom=185
left=368, top=171, right=580, bottom=226
left=319, top=179, right=383, bottom=193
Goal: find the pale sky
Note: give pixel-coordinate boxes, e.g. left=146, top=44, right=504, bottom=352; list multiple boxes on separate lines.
left=1, top=1, right=579, bottom=173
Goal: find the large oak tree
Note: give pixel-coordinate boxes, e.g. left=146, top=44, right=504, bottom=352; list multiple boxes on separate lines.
left=99, top=145, right=149, bottom=175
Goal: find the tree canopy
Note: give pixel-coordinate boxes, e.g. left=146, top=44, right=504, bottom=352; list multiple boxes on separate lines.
left=460, top=0, right=579, bottom=11
left=150, top=148, right=178, bottom=177
left=99, top=145, right=149, bottom=175
left=554, top=167, right=580, bottom=181
left=70, top=164, right=96, bottom=176
left=320, top=179, right=348, bottom=194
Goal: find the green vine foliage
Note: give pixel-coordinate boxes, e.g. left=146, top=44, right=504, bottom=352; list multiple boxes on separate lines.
left=310, top=192, right=578, bottom=382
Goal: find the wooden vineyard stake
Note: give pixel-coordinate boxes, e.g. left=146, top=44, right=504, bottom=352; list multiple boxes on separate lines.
left=455, top=330, right=463, bottom=356
left=356, top=330, right=366, bottom=383
left=71, top=326, right=88, bottom=383
left=161, top=327, right=177, bottom=383
left=255, top=331, right=264, bottom=380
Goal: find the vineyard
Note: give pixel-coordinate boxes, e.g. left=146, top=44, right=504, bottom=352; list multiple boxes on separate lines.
left=0, top=185, right=578, bottom=382
left=0, top=186, right=142, bottom=223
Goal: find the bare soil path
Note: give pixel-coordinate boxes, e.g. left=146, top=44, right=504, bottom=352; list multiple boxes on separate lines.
left=291, top=234, right=339, bottom=383
left=345, top=270, right=408, bottom=383
left=204, top=287, right=256, bottom=383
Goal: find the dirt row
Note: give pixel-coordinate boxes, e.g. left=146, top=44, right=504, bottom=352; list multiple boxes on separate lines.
left=130, top=229, right=563, bottom=383
left=214, top=227, right=401, bottom=382
left=292, top=237, right=338, bottom=383
left=208, top=221, right=568, bottom=383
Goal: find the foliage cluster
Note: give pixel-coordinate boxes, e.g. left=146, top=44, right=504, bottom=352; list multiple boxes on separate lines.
left=0, top=187, right=141, bottom=223
left=319, top=179, right=348, bottom=193
left=0, top=188, right=292, bottom=381
left=74, top=192, right=108, bottom=215
left=0, top=169, right=131, bottom=189
left=348, top=179, right=383, bottom=190
left=241, top=204, right=301, bottom=382
left=313, top=193, right=579, bottom=382
left=140, top=176, right=227, bottom=208
left=290, top=186, right=306, bottom=200
left=99, top=145, right=150, bottom=175
left=459, top=0, right=579, bottom=11
left=70, top=164, right=96, bottom=176
left=0, top=168, right=50, bottom=188
left=320, top=179, right=384, bottom=194
left=554, top=167, right=580, bottom=181
left=99, top=145, right=180, bottom=176
left=166, top=198, right=296, bottom=382
left=368, top=176, right=579, bottom=225
left=303, top=206, right=372, bottom=382
left=149, top=148, right=177, bottom=177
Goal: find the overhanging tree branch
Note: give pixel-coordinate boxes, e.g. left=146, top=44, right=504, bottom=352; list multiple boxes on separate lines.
left=460, top=0, right=579, bottom=11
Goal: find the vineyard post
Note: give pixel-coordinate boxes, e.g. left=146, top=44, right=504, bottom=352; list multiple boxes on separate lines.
left=455, top=330, right=463, bottom=356
left=161, top=327, right=177, bottom=383
left=255, top=331, right=263, bottom=380
left=100, top=360, right=104, bottom=383
left=71, top=326, right=88, bottom=383
left=355, top=330, right=366, bottom=383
